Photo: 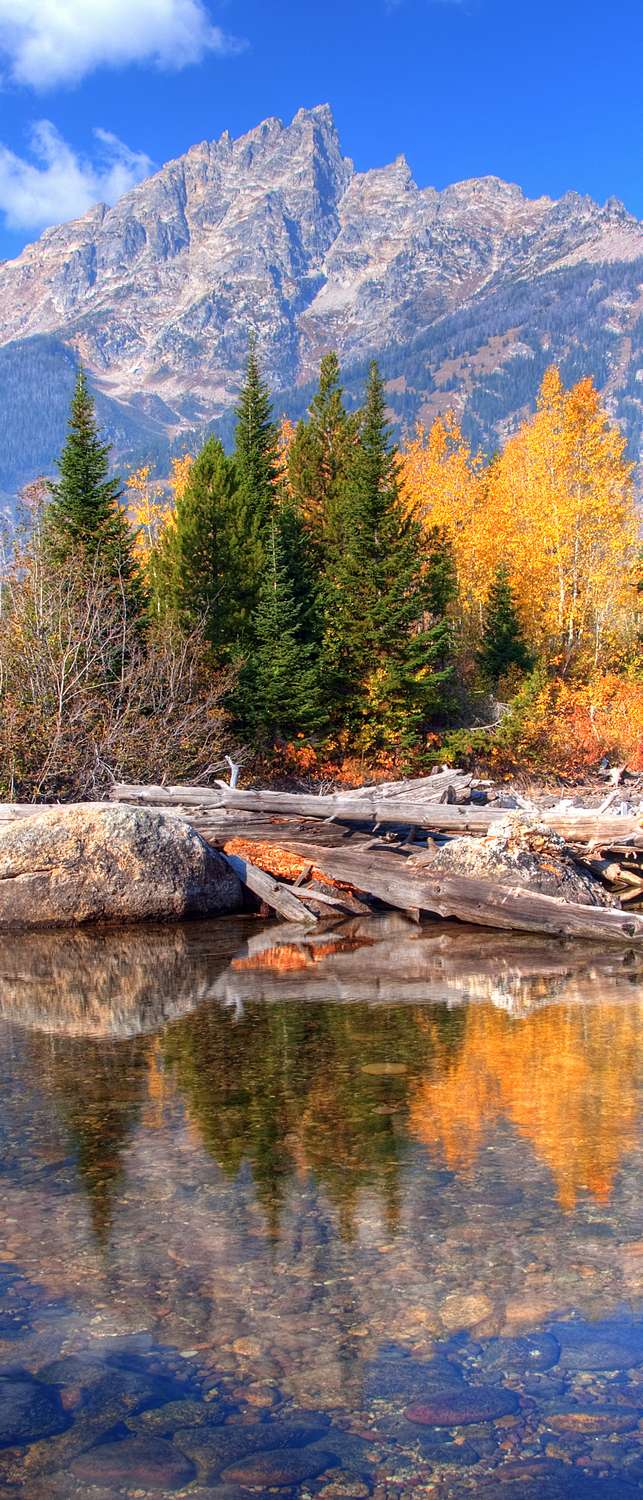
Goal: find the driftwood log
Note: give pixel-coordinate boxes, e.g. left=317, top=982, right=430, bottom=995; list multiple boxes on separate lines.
left=109, top=783, right=643, bottom=847
left=242, top=840, right=643, bottom=946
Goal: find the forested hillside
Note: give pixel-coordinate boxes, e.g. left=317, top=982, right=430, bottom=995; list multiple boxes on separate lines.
left=1, top=347, right=640, bottom=802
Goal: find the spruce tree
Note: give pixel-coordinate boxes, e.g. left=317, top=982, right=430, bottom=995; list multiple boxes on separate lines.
left=288, top=351, right=355, bottom=555
left=159, top=436, right=261, bottom=656
left=234, top=338, right=278, bottom=530
left=321, top=363, right=455, bottom=750
left=477, top=561, right=533, bottom=686
left=47, top=368, right=141, bottom=604
left=275, top=497, right=322, bottom=647
left=241, top=519, right=322, bottom=744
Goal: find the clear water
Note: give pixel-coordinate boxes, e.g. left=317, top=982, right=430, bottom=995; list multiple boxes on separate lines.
left=0, top=914, right=641, bottom=1498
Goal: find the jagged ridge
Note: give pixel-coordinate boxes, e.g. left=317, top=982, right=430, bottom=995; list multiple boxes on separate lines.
left=1, top=104, right=642, bottom=494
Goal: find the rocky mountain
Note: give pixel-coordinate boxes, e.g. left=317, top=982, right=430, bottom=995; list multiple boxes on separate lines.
left=1, top=103, right=642, bottom=495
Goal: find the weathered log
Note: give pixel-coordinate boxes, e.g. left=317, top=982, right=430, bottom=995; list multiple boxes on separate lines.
left=265, top=841, right=643, bottom=945
left=109, top=783, right=642, bottom=845
left=222, top=852, right=316, bottom=924
left=293, top=884, right=369, bottom=915
left=620, top=883, right=643, bottom=903
left=337, top=771, right=472, bottom=801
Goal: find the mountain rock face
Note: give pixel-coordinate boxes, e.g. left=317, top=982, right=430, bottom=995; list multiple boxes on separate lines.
left=1, top=103, right=642, bottom=494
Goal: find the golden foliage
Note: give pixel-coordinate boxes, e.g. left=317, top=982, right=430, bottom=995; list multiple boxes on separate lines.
left=399, top=371, right=638, bottom=670
left=400, top=410, right=485, bottom=619
left=274, top=417, right=296, bottom=502
left=491, top=369, right=638, bottom=666
left=169, top=452, right=194, bottom=504
left=126, top=465, right=175, bottom=562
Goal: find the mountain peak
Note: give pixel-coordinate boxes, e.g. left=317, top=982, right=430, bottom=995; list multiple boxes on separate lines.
left=293, top=103, right=337, bottom=128
left=0, top=106, right=641, bottom=498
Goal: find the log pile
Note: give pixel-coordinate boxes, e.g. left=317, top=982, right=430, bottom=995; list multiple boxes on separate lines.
left=107, top=773, right=643, bottom=946
left=1, top=771, right=641, bottom=945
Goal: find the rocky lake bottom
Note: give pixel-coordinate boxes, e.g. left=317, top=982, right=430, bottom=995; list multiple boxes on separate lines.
left=0, top=914, right=640, bottom=1498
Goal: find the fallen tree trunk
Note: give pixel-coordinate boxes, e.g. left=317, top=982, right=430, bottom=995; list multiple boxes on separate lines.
left=109, top=783, right=642, bottom=846
left=222, top=852, right=315, bottom=924
left=252, top=840, right=643, bottom=946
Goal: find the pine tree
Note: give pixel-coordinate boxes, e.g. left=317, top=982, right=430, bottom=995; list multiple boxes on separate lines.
left=321, top=363, right=455, bottom=750
left=275, top=497, right=322, bottom=647
left=234, top=338, right=278, bottom=530
left=159, top=436, right=261, bottom=656
left=288, top=351, right=355, bottom=554
left=47, top=368, right=141, bottom=605
left=477, top=561, right=533, bottom=686
left=240, top=519, right=322, bottom=744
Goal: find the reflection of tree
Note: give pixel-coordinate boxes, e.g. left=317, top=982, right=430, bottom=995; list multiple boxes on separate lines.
left=409, top=1001, right=642, bottom=1210
left=24, top=1033, right=150, bottom=1245
left=163, top=1002, right=465, bottom=1240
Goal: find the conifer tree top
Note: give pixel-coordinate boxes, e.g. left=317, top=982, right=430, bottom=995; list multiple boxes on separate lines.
left=47, top=366, right=141, bottom=603
left=234, top=339, right=277, bottom=518
left=49, top=367, right=123, bottom=534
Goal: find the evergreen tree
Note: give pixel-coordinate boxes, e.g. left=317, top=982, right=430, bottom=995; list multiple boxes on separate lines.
left=275, top=497, right=322, bottom=647
left=240, top=518, right=323, bottom=743
left=234, top=338, right=278, bottom=530
left=321, top=362, right=455, bottom=750
left=425, top=525, right=458, bottom=620
left=159, top=436, right=261, bottom=656
left=47, top=368, right=141, bottom=605
left=477, top=561, right=533, bottom=686
left=288, top=351, right=355, bottom=555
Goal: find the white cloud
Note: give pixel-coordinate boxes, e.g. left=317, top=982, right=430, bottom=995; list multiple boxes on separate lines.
left=0, top=0, right=242, bottom=90
left=0, top=121, right=153, bottom=230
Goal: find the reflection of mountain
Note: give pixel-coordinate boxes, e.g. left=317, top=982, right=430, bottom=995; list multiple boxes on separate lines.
left=409, top=1002, right=643, bottom=1210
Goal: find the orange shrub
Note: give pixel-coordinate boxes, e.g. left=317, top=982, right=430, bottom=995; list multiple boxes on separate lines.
left=544, top=675, right=643, bottom=773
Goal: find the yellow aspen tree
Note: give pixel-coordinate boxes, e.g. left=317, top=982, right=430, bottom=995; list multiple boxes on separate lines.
left=274, top=417, right=296, bottom=504
left=126, top=463, right=182, bottom=610
left=491, top=368, right=638, bottom=669
left=169, top=453, right=194, bottom=505
left=399, top=411, right=488, bottom=631
left=126, top=465, right=174, bottom=562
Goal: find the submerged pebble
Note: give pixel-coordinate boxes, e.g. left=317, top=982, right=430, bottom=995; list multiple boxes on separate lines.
left=70, top=1435, right=196, bottom=1489
left=405, top=1385, right=520, bottom=1425
left=222, top=1445, right=338, bottom=1485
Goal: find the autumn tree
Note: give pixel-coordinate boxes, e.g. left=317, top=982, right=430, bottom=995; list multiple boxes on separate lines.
left=400, top=410, right=483, bottom=622
left=400, top=376, right=638, bottom=674
left=489, top=367, right=638, bottom=670
left=126, top=464, right=176, bottom=613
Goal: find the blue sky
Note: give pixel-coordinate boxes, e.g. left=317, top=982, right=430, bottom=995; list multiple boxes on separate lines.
left=0, top=0, right=642, bottom=262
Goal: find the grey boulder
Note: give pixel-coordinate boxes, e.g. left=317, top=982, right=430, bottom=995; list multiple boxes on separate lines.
left=0, top=804, right=243, bottom=929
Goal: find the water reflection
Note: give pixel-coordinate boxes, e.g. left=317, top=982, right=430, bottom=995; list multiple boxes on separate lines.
left=0, top=917, right=641, bottom=1496
left=409, top=1002, right=642, bottom=1210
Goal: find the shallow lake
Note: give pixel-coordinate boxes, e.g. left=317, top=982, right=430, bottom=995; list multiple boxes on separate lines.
left=0, top=914, right=641, bottom=1498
